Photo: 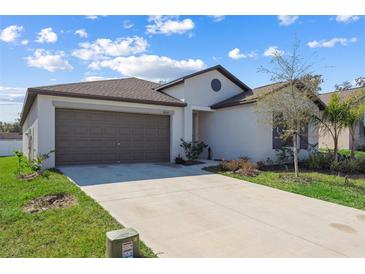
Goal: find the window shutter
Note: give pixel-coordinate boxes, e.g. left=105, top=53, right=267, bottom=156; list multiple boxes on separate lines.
left=300, top=124, right=309, bottom=149
left=272, top=113, right=283, bottom=149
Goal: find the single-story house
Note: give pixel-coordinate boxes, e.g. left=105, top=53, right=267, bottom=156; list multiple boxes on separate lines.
left=319, top=87, right=365, bottom=151
left=20, top=65, right=325, bottom=168
left=0, top=132, right=22, bottom=157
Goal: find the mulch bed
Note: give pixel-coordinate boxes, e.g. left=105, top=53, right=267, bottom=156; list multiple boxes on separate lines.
left=23, top=193, right=77, bottom=214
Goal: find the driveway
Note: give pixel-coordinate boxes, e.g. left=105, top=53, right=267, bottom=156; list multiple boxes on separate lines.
left=60, top=162, right=365, bottom=257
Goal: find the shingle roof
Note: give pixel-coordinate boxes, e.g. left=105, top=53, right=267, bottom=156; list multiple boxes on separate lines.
left=0, top=132, right=22, bottom=140
left=155, top=65, right=251, bottom=92
left=319, top=86, right=365, bottom=105
left=211, top=82, right=287, bottom=109
left=20, top=77, right=186, bottom=125
left=211, top=81, right=326, bottom=110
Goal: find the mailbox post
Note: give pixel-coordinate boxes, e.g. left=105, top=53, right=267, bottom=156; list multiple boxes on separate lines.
left=106, top=228, right=140, bottom=258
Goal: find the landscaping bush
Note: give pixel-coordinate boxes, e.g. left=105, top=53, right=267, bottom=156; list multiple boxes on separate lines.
left=330, top=158, right=363, bottom=174
left=180, top=139, right=207, bottom=161
left=220, top=158, right=260, bottom=177
left=304, top=152, right=333, bottom=170
left=356, top=157, right=365, bottom=172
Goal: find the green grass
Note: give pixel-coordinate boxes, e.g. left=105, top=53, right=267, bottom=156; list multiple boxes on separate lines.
left=206, top=166, right=365, bottom=211
left=0, top=156, right=156, bottom=258
left=320, top=148, right=365, bottom=158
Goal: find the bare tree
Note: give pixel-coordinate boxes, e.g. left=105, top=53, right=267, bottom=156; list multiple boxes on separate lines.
left=335, top=81, right=352, bottom=91
left=256, top=42, right=321, bottom=177
left=355, top=77, right=365, bottom=87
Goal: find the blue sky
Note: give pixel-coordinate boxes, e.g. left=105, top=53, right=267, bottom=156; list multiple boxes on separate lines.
left=0, top=15, right=364, bottom=122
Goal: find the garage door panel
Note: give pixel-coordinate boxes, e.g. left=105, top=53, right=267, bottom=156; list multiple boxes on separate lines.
left=55, top=108, right=170, bottom=165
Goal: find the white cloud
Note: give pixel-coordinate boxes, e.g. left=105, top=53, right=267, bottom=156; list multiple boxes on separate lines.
left=335, top=15, right=360, bottom=23
left=74, top=29, right=88, bottom=38
left=0, top=25, right=24, bottom=43
left=84, top=76, right=117, bottom=82
left=307, top=37, right=357, bottom=48
left=0, top=86, right=26, bottom=104
left=25, top=49, right=73, bottom=72
left=146, top=16, right=195, bottom=35
left=228, top=48, right=256, bottom=60
left=36, top=28, right=58, bottom=43
left=278, top=15, right=299, bottom=26
left=123, top=20, right=134, bottom=29
left=72, top=36, right=148, bottom=61
left=89, top=54, right=206, bottom=82
left=20, top=39, right=29, bottom=45
left=264, top=46, right=284, bottom=57
left=210, top=16, right=225, bottom=22
left=85, top=15, right=98, bottom=20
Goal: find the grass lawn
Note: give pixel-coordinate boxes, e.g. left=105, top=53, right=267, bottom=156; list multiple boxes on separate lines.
left=320, top=148, right=365, bottom=158
left=205, top=166, right=365, bottom=211
left=0, top=156, right=156, bottom=258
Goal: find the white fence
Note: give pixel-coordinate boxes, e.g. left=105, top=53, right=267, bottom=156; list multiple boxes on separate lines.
left=0, top=140, right=22, bottom=156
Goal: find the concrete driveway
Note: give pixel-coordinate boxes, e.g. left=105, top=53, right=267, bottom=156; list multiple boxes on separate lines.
left=60, top=162, right=365, bottom=258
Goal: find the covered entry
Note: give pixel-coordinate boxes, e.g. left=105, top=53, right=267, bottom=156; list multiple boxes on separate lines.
left=55, top=108, right=170, bottom=165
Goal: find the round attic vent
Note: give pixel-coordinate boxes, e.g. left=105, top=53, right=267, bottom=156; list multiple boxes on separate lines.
left=211, top=78, right=222, bottom=92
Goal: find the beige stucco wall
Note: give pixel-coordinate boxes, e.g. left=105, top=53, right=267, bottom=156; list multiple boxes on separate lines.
left=199, top=103, right=319, bottom=162
left=163, top=69, right=244, bottom=143
left=319, top=128, right=351, bottom=150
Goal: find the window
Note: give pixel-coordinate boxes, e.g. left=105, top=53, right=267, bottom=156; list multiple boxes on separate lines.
left=211, top=79, right=222, bottom=92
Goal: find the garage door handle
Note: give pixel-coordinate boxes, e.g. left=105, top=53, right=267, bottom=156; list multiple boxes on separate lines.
left=117, top=142, right=120, bottom=146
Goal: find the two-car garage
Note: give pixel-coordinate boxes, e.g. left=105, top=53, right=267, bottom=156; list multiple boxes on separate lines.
left=55, top=108, right=171, bottom=165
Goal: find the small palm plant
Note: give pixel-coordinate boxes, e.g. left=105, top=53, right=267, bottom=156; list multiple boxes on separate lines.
left=343, top=88, right=365, bottom=159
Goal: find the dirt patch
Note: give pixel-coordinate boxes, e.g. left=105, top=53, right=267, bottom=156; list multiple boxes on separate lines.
left=23, top=193, right=77, bottom=214
left=330, top=223, right=356, bottom=234
left=17, top=172, right=40, bottom=181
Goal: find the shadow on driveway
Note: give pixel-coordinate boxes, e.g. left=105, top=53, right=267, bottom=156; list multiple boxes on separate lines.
left=58, top=162, right=214, bottom=186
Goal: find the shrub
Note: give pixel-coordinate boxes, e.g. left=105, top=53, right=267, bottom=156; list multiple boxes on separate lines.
left=330, top=159, right=360, bottom=174
left=355, top=157, right=365, bottom=173
left=304, top=152, right=333, bottom=170
left=180, top=139, right=207, bottom=161
left=220, top=158, right=260, bottom=177
left=14, top=150, right=54, bottom=176
left=275, top=147, right=294, bottom=164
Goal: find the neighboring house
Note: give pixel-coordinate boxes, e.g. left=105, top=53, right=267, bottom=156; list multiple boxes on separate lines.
left=0, top=132, right=22, bottom=157
left=20, top=65, right=325, bottom=168
left=319, top=87, right=365, bottom=151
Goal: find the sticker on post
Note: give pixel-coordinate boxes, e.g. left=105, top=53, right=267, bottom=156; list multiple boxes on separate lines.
left=122, top=241, right=133, bottom=258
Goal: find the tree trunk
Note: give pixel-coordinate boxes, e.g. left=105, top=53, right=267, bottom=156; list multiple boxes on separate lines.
left=350, top=127, right=356, bottom=160
left=334, top=133, right=338, bottom=162
left=293, top=134, right=299, bottom=177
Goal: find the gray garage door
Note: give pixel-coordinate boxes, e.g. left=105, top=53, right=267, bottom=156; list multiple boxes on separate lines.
left=55, top=108, right=170, bottom=165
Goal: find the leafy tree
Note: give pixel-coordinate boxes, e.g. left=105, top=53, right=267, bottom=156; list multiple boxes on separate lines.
left=315, top=93, right=349, bottom=162
left=0, top=117, right=21, bottom=133
left=257, top=42, right=321, bottom=177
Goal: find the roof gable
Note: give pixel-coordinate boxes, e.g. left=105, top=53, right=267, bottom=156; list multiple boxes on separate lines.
left=155, top=65, right=251, bottom=92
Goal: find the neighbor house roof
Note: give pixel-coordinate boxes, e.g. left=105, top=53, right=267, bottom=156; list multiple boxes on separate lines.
left=155, top=65, right=252, bottom=92
left=20, top=77, right=186, bottom=125
left=319, top=86, right=365, bottom=105
left=211, top=81, right=326, bottom=110
left=0, top=132, right=22, bottom=140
